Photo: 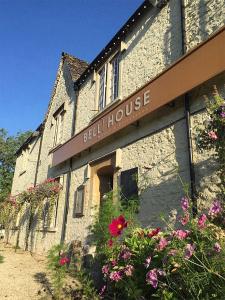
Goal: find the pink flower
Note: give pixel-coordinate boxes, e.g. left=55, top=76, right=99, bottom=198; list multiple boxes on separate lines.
left=174, top=230, right=189, bottom=240
left=198, top=214, right=207, bottom=229
left=180, top=213, right=190, bottom=225
left=213, top=242, right=221, bottom=253
left=108, top=239, right=113, bottom=247
left=184, top=243, right=195, bottom=260
left=109, top=215, right=127, bottom=237
left=208, top=130, right=218, bottom=140
left=144, top=256, right=152, bottom=268
left=147, top=227, right=160, bottom=238
left=181, top=197, right=189, bottom=211
left=59, top=256, right=70, bottom=266
left=45, top=178, right=55, bottom=183
left=158, top=237, right=168, bottom=251
left=208, top=200, right=222, bottom=217
left=120, top=248, right=132, bottom=260
left=124, top=265, right=134, bottom=276
left=168, top=249, right=178, bottom=256
left=99, top=285, right=106, bottom=298
left=109, top=271, right=122, bottom=282
left=102, top=264, right=109, bottom=275
left=146, top=269, right=158, bottom=288
left=111, top=260, right=117, bottom=267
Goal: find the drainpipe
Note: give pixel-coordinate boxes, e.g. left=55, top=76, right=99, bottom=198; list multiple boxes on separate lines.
left=180, top=0, right=198, bottom=215
left=60, top=84, right=79, bottom=243
left=34, top=125, right=43, bottom=186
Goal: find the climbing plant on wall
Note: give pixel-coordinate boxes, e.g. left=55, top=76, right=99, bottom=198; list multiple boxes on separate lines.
left=0, top=178, right=62, bottom=250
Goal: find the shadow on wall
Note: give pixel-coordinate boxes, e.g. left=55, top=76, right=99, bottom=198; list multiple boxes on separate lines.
left=137, top=119, right=190, bottom=228
left=163, top=0, right=182, bottom=66
left=0, top=254, right=4, bottom=264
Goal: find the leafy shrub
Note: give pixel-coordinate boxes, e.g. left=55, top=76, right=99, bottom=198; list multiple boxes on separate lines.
left=47, top=243, right=70, bottom=299
left=99, top=198, right=225, bottom=299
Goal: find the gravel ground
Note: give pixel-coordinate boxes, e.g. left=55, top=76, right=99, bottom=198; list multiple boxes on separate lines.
left=0, top=242, right=51, bottom=300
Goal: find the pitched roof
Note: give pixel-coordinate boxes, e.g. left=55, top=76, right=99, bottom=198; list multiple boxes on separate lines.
left=62, top=52, right=89, bottom=81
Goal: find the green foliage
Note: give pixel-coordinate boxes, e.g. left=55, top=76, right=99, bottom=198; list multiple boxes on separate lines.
left=0, top=128, right=32, bottom=203
left=76, top=270, right=100, bottom=300
left=0, top=178, right=62, bottom=248
left=196, top=88, right=225, bottom=197
left=90, top=189, right=139, bottom=256
left=47, top=243, right=69, bottom=299
left=99, top=201, right=225, bottom=300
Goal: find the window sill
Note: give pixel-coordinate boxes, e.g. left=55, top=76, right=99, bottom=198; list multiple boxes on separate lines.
left=90, top=97, right=121, bottom=123
left=19, top=170, right=26, bottom=176
left=37, top=227, right=57, bottom=233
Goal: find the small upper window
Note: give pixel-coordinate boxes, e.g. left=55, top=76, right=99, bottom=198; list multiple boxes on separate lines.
left=53, top=105, right=65, bottom=147
left=97, top=52, right=121, bottom=112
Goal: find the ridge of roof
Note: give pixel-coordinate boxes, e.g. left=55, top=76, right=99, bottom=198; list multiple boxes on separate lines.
left=16, top=123, right=43, bottom=155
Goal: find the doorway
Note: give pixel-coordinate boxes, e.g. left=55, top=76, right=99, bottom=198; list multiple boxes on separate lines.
left=90, top=154, right=117, bottom=207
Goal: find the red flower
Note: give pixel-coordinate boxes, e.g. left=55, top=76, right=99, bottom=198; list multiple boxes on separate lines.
left=109, top=215, right=127, bottom=237
left=108, top=239, right=113, bottom=247
left=147, top=227, right=160, bottom=238
left=59, top=257, right=70, bottom=266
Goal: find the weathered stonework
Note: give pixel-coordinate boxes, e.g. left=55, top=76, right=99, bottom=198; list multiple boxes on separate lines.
left=10, top=1, right=225, bottom=253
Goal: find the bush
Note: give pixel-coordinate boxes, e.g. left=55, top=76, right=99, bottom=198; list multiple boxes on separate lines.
left=98, top=198, right=225, bottom=299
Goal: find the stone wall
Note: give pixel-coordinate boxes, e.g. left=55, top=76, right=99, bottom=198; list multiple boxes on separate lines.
left=36, top=60, right=76, bottom=183
left=183, top=0, right=225, bottom=51
left=11, top=135, right=41, bottom=195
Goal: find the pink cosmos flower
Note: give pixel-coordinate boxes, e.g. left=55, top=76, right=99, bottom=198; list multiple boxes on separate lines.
left=158, top=237, right=168, bottom=251
left=120, top=248, right=132, bottom=260
left=221, top=111, right=225, bottom=118
left=59, top=257, right=70, bottom=266
left=146, top=269, right=158, bottom=288
left=109, top=271, right=122, bottom=282
left=208, top=130, right=218, bottom=140
left=102, top=264, right=109, bottom=275
left=124, top=265, right=134, bottom=276
left=184, top=243, right=195, bottom=260
left=213, top=242, right=221, bottom=253
left=109, top=215, right=127, bottom=237
left=174, top=230, right=189, bottom=240
left=181, top=197, right=189, bottom=211
left=180, top=213, right=190, bottom=225
left=111, top=260, right=117, bottom=267
left=198, top=214, right=207, bottom=229
left=99, top=285, right=106, bottom=298
left=144, top=256, right=152, bottom=268
left=168, top=249, right=178, bottom=256
left=208, top=200, right=222, bottom=217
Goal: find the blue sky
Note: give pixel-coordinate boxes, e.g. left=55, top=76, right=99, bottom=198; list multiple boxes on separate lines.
left=0, top=0, right=141, bottom=136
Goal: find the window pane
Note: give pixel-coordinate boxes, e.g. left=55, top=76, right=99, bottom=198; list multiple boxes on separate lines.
left=111, top=54, right=120, bottom=101
left=98, top=66, right=106, bottom=110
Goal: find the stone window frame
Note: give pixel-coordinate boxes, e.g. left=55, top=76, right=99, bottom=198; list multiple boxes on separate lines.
left=94, top=50, right=123, bottom=113
left=73, top=185, right=85, bottom=218
left=42, top=176, right=62, bottom=231
left=52, top=104, right=66, bottom=148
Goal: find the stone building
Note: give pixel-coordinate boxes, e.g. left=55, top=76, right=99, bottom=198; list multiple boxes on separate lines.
left=10, top=0, right=225, bottom=253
